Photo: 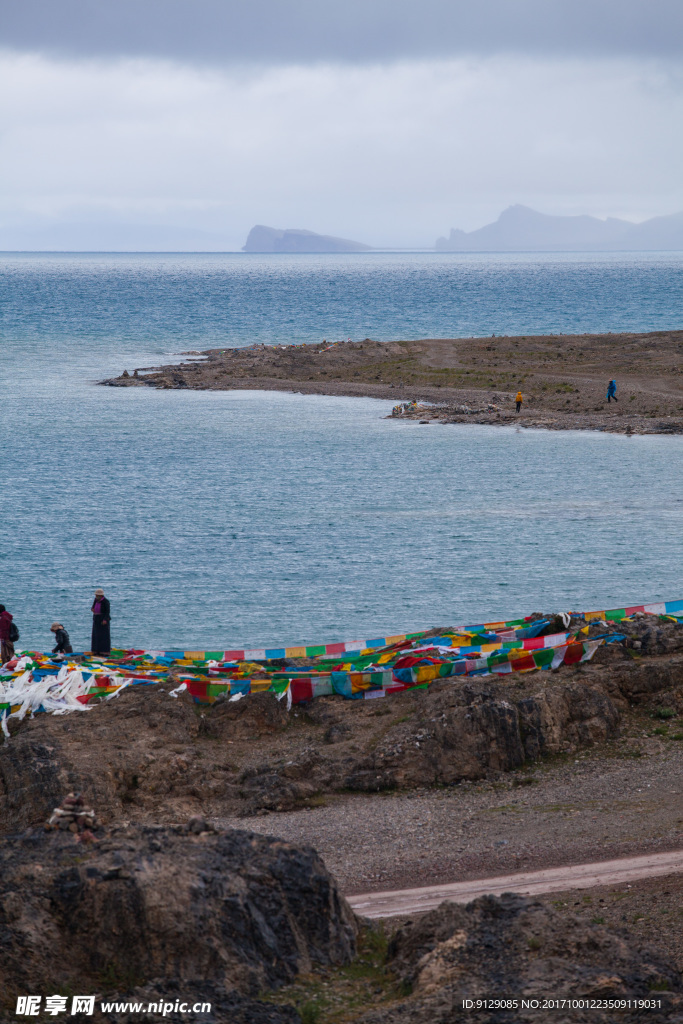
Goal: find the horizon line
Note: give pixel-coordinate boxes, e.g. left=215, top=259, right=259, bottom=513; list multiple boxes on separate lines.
left=2, top=247, right=683, bottom=255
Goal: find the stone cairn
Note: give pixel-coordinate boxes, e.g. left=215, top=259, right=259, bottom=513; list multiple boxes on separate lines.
left=45, top=793, right=98, bottom=835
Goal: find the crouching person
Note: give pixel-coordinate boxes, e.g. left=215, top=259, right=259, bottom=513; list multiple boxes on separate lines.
left=51, top=622, right=73, bottom=655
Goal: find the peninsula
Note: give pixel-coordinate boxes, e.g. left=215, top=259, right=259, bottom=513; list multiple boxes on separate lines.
left=102, top=329, right=683, bottom=434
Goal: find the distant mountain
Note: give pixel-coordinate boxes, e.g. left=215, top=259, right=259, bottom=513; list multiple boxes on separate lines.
left=0, top=222, right=233, bottom=252
left=435, top=205, right=683, bottom=252
left=243, top=225, right=373, bottom=253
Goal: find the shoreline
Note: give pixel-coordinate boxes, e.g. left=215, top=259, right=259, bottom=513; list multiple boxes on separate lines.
left=100, top=329, right=683, bottom=435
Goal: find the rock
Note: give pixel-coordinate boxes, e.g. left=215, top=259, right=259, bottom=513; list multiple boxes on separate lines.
left=324, top=722, right=352, bottom=744
left=0, top=736, right=73, bottom=832
left=238, top=750, right=333, bottom=815
left=517, top=683, right=620, bottom=759
left=0, top=684, right=201, bottom=833
left=591, top=614, right=683, bottom=656
left=2, top=637, right=680, bottom=830
left=46, top=792, right=99, bottom=833
left=202, top=691, right=290, bottom=740
left=0, top=824, right=357, bottom=1016
left=357, top=894, right=683, bottom=1023
left=184, top=814, right=210, bottom=834
left=343, top=682, right=619, bottom=791
left=589, top=653, right=683, bottom=706
left=99, top=983, right=302, bottom=1022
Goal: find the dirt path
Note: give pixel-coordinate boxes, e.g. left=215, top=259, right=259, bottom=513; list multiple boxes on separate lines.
left=348, top=849, right=683, bottom=918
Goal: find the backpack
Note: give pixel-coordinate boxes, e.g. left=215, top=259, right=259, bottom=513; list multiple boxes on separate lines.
left=9, top=621, right=19, bottom=643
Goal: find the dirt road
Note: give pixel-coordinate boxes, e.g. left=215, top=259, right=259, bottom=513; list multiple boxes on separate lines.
left=348, top=848, right=683, bottom=918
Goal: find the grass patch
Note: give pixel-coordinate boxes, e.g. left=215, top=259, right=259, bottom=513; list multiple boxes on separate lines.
left=97, top=961, right=144, bottom=993
left=262, top=924, right=406, bottom=1022
left=305, top=794, right=329, bottom=809
left=301, top=1002, right=324, bottom=1024
left=652, top=707, right=676, bottom=720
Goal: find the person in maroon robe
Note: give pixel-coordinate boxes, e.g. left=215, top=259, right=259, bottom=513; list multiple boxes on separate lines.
left=91, top=588, right=111, bottom=655
left=0, top=605, right=15, bottom=664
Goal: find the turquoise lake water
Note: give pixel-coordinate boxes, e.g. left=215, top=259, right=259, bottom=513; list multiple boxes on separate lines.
left=1, top=251, right=682, bottom=651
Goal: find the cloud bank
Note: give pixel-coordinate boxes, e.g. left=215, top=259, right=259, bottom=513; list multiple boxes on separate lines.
left=2, top=0, right=683, bottom=63
left=1, top=3, right=682, bottom=250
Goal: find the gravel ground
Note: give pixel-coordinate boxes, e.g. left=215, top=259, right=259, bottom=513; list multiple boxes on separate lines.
left=538, top=873, right=683, bottom=971
left=217, top=738, right=683, bottom=896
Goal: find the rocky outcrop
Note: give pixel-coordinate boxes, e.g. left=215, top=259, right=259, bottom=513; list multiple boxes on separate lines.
left=343, top=682, right=619, bottom=793
left=517, top=683, right=620, bottom=760
left=588, top=614, right=683, bottom=657
left=592, top=653, right=683, bottom=708
left=0, top=682, right=204, bottom=831
left=238, top=747, right=332, bottom=815
left=0, top=824, right=356, bottom=1019
left=232, top=679, right=623, bottom=806
left=203, top=691, right=291, bottom=740
left=2, top=642, right=682, bottom=828
left=357, top=895, right=683, bottom=1023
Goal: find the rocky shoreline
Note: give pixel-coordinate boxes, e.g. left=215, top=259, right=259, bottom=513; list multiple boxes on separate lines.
left=100, top=330, right=683, bottom=435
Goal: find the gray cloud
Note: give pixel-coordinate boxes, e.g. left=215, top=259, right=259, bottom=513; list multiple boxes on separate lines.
left=2, top=0, right=683, bottom=63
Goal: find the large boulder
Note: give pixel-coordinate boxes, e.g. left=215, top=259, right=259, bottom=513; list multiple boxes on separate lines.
left=0, top=824, right=357, bottom=1018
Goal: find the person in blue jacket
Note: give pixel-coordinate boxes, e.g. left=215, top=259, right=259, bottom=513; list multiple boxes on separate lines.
left=607, top=379, right=617, bottom=403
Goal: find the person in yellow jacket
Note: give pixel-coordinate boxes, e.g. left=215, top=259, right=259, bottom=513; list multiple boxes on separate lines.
left=515, top=390, right=523, bottom=413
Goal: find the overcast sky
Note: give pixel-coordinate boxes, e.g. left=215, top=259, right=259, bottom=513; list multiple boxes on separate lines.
left=1, top=0, right=682, bottom=249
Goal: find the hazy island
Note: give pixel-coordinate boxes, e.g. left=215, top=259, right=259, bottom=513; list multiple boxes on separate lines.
left=243, top=224, right=373, bottom=252
left=102, top=330, right=683, bottom=435
left=436, top=204, right=683, bottom=251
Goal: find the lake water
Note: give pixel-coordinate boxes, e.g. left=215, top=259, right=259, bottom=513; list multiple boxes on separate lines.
left=1, top=251, right=682, bottom=651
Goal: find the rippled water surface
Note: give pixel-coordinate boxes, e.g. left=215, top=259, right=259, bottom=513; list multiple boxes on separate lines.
left=1, top=252, right=681, bottom=650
